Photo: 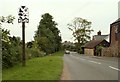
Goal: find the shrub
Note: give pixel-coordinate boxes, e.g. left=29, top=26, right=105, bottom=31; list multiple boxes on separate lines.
left=2, top=29, right=21, bottom=68
left=26, top=47, right=45, bottom=58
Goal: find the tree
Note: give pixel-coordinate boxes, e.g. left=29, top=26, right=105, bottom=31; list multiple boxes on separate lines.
left=26, top=41, right=34, bottom=48
left=96, top=45, right=103, bottom=56
left=2, top=29, right=21, bottom=68
left=34, top=13, right=61, bottom=55
left=0, top=15, right=22, bottom=68
left=68, top=17, right=93, bottom=53
left=0, top=15, right=15, bottom=24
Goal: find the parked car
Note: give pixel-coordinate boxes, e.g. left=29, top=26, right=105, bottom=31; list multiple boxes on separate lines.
left=65, top=50, right=70, bottom=54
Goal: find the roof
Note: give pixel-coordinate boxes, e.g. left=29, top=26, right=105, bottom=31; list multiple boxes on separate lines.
left=93, top=35, right=109, bottom=41
left=82, top=40, right=108, bottom=48
left=111, top=18, right=120, bottom=25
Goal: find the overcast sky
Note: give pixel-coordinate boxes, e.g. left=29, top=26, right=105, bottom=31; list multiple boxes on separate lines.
left=0, top=0, right=119, bottom=42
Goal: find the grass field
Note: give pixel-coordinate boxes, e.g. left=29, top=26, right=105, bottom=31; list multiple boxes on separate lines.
left=2, top=51, right=64, bottom=80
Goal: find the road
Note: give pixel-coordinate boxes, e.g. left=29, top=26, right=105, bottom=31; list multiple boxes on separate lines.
left=63, top=52, right=119, bottom=80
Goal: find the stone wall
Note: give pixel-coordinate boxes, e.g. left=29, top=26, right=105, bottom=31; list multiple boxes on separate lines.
left=102, top=46, right=118, bottom=57
left=84, top=48, right=94, bottom=56
left=102, top=48, right=111, bottom=57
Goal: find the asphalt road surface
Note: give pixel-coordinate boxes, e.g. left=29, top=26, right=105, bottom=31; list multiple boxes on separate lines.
left=64, top=52, right=119, bottom=80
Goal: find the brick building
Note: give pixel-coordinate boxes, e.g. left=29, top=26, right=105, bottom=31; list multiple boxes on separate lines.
left=102, top=18, right=120, bottom=57
left=82, top=31, right=110, bottom=56
left=93, top=31, right=109, bottom=42
left=83, top=40, right=109, bottom=56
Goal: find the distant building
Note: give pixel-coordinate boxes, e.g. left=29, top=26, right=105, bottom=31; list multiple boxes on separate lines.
left=82, top=30, right=110, bottom=56
left=83, top=40, right=109, bottom=56
left=93, top=31, right=109, bottom=42
left=102, top=18, right=120, bottom=57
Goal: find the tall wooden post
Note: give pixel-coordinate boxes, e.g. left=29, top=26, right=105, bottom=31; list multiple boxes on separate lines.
left=18, top=6, right=29, bottom=66
left=22, top=22, right=25, bottom=66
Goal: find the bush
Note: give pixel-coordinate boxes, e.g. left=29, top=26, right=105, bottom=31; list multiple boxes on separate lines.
left=2, top=40, right=21, bottom=68
left=2, top=29, right=21, bottom=68
left=26, top=48, right=45, bottom=59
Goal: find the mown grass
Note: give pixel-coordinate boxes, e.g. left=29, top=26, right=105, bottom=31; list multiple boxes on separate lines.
left=52, top=51, right=64, bottom=56
left=2, top=51, right=64, bottom=80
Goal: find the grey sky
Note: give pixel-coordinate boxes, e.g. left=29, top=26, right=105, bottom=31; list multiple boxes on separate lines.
left=0, top=0, right=119, bottom=42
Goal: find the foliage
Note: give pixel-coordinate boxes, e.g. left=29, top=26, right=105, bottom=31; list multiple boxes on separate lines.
left=96, top=45, right=103, bottom=56
left=0, top=15, right=15, bottom=24
left=63, top=41, right=76, bottom=51
left=26, top=40, right=46, bottom=58
left=52, top=51, right=64, bottom=56
left=26, top=41, right=34, bottom=48
left=26, top=47, right=45, bottom=58
left=68, top=17, right=93, bottom=53
left=2, top=29, right=21, bottom=68
left=1, top=15, right=22, bottom=68
left=1, top=14, right=62, bottom=69
left=2, top=29, right=11, bottom=68
left=34, top=13, right=62, bottom=55
left=3, top=51, right=63, bottom=80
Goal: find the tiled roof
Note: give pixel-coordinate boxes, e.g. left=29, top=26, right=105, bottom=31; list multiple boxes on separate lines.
left=82, top=40, right=106, bottom=48
left=93, top=35, right=109, bottom=41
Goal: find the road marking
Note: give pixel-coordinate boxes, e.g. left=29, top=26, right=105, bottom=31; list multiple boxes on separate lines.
left=89, top=60, right=101, bottom=64
left=109, top=66, right=120, bottom=71
left=70, top=55, right=101, bottom=65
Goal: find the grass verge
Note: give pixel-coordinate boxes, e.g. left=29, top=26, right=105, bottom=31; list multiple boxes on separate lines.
left=2, top=51, right=64, bottom=80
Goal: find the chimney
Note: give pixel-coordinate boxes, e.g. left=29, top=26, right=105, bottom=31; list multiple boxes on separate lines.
left=97, top=30, right=101, bottom=35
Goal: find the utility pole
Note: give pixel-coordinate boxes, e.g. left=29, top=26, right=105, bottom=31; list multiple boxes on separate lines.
left=18, top=6, right=29, bottom=66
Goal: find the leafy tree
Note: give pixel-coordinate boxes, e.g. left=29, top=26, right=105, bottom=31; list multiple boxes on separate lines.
left=0, top=15, right=22, bottom=68
left=2, top=29, right=21, bottom=68
left=34, top=13, right=62, bottom=55
left=68, top=17, right=93, bottom=53
left=9, top=36, right=21, bottom=63
left=0, top=15, right=15, bottom=24
left=96, top=45, right=103, bottom=56
left=2, top=29, right=11, bottom=68
left=26, top=41, right=34, bottom=48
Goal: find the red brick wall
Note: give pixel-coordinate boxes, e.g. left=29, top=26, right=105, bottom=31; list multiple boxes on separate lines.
left=102, top=20, right=120, bottom=57
left=118, top=32, right=120, bottom=56
left=110, top=24, right=118, bottom=47
left=104, top=24, right=119, bottom=57
left=109, top=24, right=119, bottom=56
left=117, top=22, right=120, bottom=57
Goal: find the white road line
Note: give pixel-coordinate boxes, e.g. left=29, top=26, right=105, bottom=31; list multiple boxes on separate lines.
left=109, top=66, right=120, bottom=71
left=89, top=60, right=101, bottom=64
left=71, top=55, right=101, bottom=65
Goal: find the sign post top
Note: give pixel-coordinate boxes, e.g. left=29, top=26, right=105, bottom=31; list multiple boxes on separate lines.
left=18, top=6, right=29, bottom=23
